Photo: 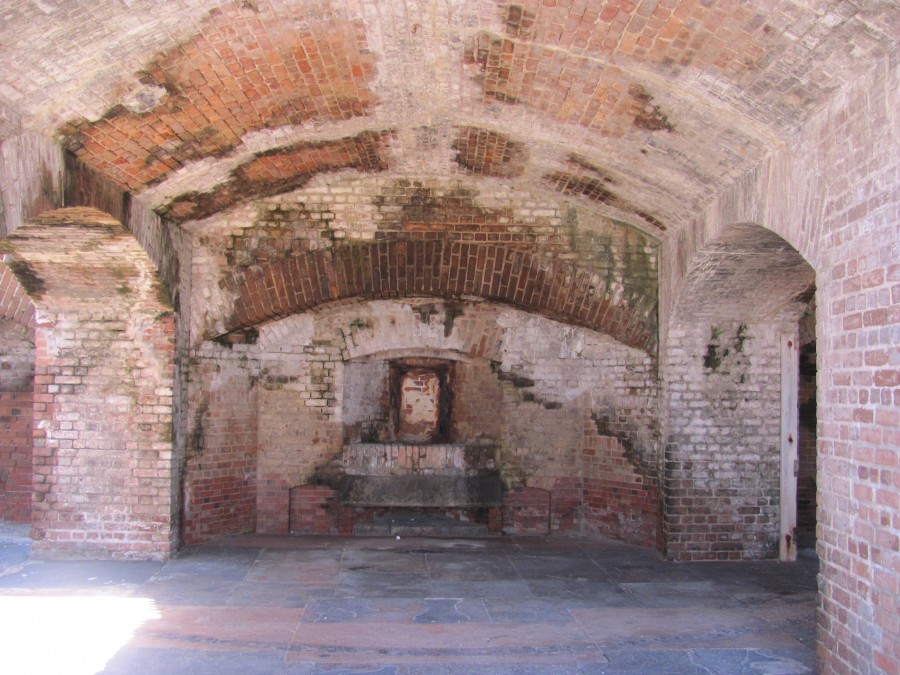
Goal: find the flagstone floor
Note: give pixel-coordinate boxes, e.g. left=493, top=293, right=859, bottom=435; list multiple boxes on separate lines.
left=0, top=525, right=818, bottom=674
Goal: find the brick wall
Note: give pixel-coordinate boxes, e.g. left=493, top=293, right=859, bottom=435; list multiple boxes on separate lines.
left=189, top=177, right=659, bottom=353
left=661, top=57, right=899, bottom=674
left=188, top=297, right=660, bottom=542
left=809, top=67, right=899, bottom=674
left=0, top=261, right=36, bottom=521
left=0, top=319, right=33, bottom=522
left=182, top=341, right=259, bottom=544
left=256, top=317, right=344, bottom=534
left=664, top=321, right=787, bottom=560
left=4, top=208, right=176, bottom=558
left=0, top=118, right=64, bottom=237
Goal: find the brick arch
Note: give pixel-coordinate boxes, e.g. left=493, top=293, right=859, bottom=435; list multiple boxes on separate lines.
left=672, top=221, right=815, bottom=324
left=0, top=263, right=37, bottom=332
left=663, top=222, right=816, bottom=562
left=216, top=241, right=657, bottom=353
left=342, top=315, right=506, bottom=365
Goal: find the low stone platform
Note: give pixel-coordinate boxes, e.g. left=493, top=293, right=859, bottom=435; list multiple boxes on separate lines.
left=342, top=442, right=498, bottom=476
left=338, top=473, right=504, bottom=507
left=352, top=510, right=494, bottom=537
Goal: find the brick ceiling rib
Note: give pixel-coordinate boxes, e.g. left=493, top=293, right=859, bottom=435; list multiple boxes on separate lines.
left=0, top=0, right=897, bottom=239
left=212, top=241, right=658, bottom=352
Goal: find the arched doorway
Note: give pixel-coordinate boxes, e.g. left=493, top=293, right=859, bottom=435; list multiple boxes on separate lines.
left=664, top=222, right=816, bottom=561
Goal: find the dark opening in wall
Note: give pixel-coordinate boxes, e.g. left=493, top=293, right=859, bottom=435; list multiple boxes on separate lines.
left=389, top=358, right=454, bottom=443
left=797, top=340, right=817, bottom=549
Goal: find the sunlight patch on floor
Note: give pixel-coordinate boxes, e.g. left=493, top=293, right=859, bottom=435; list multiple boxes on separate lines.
left=0, top=595, right=160, bottom=675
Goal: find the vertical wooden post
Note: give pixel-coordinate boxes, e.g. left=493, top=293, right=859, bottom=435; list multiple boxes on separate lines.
left=780, top=332, right=799, bottom=561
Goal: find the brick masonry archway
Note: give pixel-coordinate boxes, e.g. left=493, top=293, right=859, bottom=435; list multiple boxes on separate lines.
left=664, top=222, right=815, bottom=561
left=212, top=241, right=657, bottom=353
left=1, top=207, right=176, bottom=558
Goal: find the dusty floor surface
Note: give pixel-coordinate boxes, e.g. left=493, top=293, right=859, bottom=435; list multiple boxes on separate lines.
left=0, top=525, right=817, bottom=674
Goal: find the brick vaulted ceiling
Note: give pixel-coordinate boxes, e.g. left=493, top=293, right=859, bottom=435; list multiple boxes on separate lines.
left=0, top=0, right=897, bottom=242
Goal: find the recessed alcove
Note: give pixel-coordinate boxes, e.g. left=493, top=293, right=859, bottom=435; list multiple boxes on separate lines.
left=340, top=352, right=503, bottom=523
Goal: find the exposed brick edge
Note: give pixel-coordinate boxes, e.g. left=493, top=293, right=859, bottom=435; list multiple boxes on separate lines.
left=0, top=262, right=36, bottom=331
left=216, top=242, right=656, bottom=353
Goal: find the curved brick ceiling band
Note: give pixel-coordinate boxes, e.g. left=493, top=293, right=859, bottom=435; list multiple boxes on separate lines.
left=216, top=241, right=656, bottom=352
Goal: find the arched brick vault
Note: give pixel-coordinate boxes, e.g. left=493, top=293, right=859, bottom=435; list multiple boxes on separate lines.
left=213, top=241, right=657, bottom=353
left=0, top=2, right=897, bottom=671
left=672, top=222, right=815, bottom=324
left=2, top=0, right=893, bottom=242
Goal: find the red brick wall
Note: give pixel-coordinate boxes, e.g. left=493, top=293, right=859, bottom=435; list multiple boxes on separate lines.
left=182, top=342, right=258, bottom=544
left=289, top=484, right=351, bottom=536
left=813, top=80, right=898, bottom=672
left=502, top=486, right=550, bottom=535
left=0, top=322, right=33, bottom=523
left=241, top=300, right=660, bottom=542
left=659, top=58, right=899, bottom=673
left=583, top=422, right=658, bottom=548
left=0, top=265, right=35, bottom=523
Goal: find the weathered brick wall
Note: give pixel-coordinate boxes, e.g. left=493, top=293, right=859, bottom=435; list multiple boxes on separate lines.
left=187, top=177, right=659, bottom=353
left=64, top=156, right=181, bottom=311
left=664, top=321, right=787, bottom=560
left=209, top=298, right=660, bottom=543
left=31, top=311, right=175, bottom=557
left=0, top=105, right=64, bottom=237
left=661, top=58, right=899, bottom=673
left=0, top=319, right=33, bottom=522
left=182, top=341, right=259, bottom=544
left=0, top=261, right=37, bottom=523
left=256, top=318, right=343, bottom=535
left=3, top=208, right=176, bottom=558
left=809, top=70, right=899, bottom=675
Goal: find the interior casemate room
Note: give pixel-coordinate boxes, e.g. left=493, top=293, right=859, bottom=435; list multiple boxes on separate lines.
left=0, top=1, right=896, bottom=672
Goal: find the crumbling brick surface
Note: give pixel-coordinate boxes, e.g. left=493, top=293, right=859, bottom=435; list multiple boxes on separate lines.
left=0, top=319, right=33, bottom=522
left=58, top=3, right=378, bottom=193
left=184, top=299, right=659, bottom=546
left=4, top=208, right=175, bottom=558
left=183, top=341, right=259, bottom=544
left=191, top=177, right=659, bottom=353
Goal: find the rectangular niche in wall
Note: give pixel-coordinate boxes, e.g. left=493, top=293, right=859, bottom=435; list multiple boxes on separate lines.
left=390, top=359, right=453, bottom=443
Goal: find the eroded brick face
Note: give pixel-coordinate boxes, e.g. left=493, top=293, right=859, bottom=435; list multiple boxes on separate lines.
left=59, top=3, right=378, bottom=192
left=3, top=209, right=176, bottom=558
left=192, top=177, right=659, bottom=352
left=0, top=3, right=898, bottom=673
left=184, top=299, right=660, bottom=546
left=665, top=321, right=786, bottom=561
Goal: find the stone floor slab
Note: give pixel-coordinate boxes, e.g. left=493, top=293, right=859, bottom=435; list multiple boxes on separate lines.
left=0, top=533, right=817, bottom=673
